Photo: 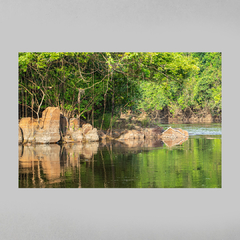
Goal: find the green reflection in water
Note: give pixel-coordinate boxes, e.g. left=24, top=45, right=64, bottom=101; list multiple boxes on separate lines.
left=19, top=135, right=221, bottom=188
left=134, top=136, right=221, bottom=188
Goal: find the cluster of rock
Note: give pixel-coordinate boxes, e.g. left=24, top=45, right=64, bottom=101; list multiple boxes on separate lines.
left=18, top=107, right=189, bottom=146
left=19, top=107, right=61, bottom=144
left=19, top=107, right=99, bottom=144
left=98, top=126, right=164, bottom=141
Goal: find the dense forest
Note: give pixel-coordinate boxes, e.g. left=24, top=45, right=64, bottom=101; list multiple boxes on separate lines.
left=18, top=52, right=221, bottom=127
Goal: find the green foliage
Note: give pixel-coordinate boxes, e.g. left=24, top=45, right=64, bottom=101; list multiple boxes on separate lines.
left=18, top=52, right=221, bottom=122
left=138, top=52, right=221, bottom=117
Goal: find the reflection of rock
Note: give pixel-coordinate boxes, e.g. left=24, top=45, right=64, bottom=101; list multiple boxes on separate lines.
left=19, top=144, right=61, bottom=182
left=63, top=142, right=99, bottom=161
left=37, top=145, right=61, bottom=181
left=19, top=145, right=37, bottom=170
left=162, top=137, right=188, bottom=147
left=113, top=138, right=164, bottom=149
left=18, top=145, right=23, bottom=158
left=119, top=139, right=145, bottom=148
left=143, top=139, right=164, bottom=148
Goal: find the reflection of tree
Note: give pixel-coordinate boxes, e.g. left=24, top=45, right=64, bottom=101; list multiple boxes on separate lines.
left=106, top=144, right=115, bottom=188
left=78, top=154, right=81, bottom=188
left=100, top=150, right=107, bottom=188
left=92, top=155, right=95, bottom=188
left=19, top=137, right=221, bottom=188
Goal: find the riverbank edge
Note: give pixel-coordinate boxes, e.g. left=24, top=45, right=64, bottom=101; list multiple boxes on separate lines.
left=18, top=107, right=191, bottom=145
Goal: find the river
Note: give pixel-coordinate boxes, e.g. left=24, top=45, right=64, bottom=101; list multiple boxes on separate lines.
left=18, top=123, right=221, bottom=188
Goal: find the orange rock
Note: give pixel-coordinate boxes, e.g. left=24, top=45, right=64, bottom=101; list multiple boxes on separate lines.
left=161, top=127, right=188, bottom=140
left=19, top=107, right=61, bottom=143
left=82, top=123, right=93, bottom=135
left=19, top=117, right=38, bottom=143
left=85, top=128, right=99, bottom=142
left=69, top=118, right=80, bottom=131
left=143, top=126, right=164, bottom=139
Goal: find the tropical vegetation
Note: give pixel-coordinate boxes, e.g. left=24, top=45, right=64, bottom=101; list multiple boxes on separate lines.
left=18, top=52, right=222, bottom=127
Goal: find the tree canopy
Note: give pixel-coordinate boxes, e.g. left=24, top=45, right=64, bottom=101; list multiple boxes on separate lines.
left=18, top=52, right=221, bottom=125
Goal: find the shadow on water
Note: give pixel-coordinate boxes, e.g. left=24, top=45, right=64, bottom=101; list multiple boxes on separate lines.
left=19, top=124, right=221, bottom=188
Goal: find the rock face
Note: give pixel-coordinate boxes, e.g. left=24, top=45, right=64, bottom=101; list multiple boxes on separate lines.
left=85, top=128, right=99, bottom=142
left=143, top=126, right=164, bottom=139
left=63, top=123, right=99, bottom=143
left=118, top=129, right=144, bottom=140
left=36, top=107, right=61, bottom=143
left=19, top=107, right=61, bottom=144
left=69, top=118, right=80, bottom=131
left=71, top=129, right=84, bottom=142
left=117, top=126, right=163, bottom=141
left=19, top=117, right=39, bottom=143
left=82, top=123, right=93, bottom=135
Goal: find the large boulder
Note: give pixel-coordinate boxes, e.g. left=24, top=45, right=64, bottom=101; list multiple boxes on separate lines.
left=35, top=107, right=61, bottom=143
left=143, top=126, right=164, bottom=139
left=118, top=130, right=135, bottom=140
left=82, top=123, right=93, bottom=135
left=71, top=129, right=84, bottom=142
left=85, top=128, right=99, bottom=142
left=19, top=107, right=61, bottom=144
left=69, top=118, right=80, bottom=131
left=62, top=123, right=99, bottom=143
left=132, top=130, right=145, bottom=139
left=19, top=117, right=38, bottom=143
left=118, top=129, right=144, bottom=140
left=175, top=128, right=189, bottom=137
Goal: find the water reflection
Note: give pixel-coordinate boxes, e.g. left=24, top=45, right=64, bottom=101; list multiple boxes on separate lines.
left=19, top=136, right=221, bottom=188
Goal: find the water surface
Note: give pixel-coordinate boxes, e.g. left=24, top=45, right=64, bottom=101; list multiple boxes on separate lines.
left=19, top=123, right=221, bottom=188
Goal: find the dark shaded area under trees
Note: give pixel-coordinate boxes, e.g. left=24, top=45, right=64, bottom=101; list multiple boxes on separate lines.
left=18, top=52, right=221, bottom=128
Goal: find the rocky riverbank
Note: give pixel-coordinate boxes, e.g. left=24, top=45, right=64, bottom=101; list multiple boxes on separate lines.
left=18, top=107, right=189, bottom=146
